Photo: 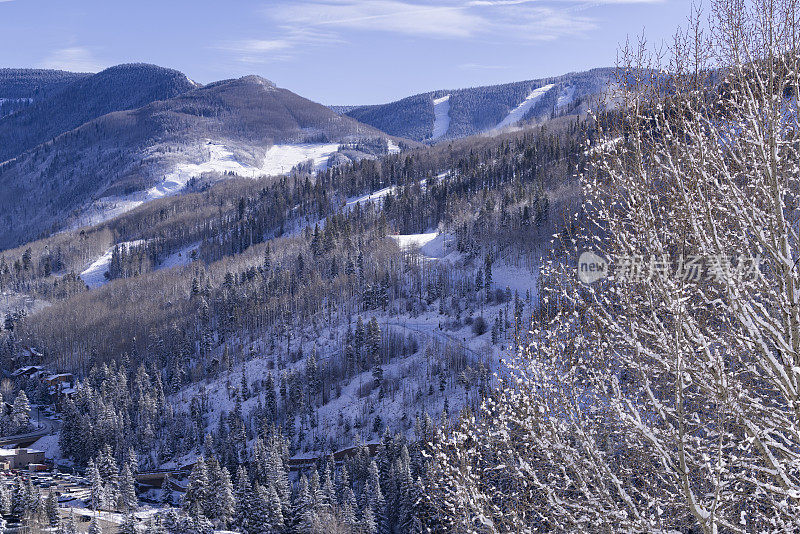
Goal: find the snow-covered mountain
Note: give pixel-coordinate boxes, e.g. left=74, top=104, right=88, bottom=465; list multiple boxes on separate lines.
left=0, top=68, right=410, bottom=250
left=336, top=67, right=615, bottom=142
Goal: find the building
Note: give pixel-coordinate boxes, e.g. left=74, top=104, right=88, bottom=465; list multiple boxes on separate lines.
left=0, top=448, right=46, bottom=470
left=9, top=365, right=43, bottom=379
left=44, top=373, right=74, bottom=388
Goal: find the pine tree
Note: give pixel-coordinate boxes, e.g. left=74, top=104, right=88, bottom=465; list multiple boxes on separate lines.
left=88, top=515, right=102, bottom=534
left=60, top=511, right=77, bottom=534
left=216, top=466, right=236, bottom=528
left=159, top=473, right=172, bottom=507
left=233, top=466, right=251, bottom=533
left=183, top=457, right=209, bottom=519
left=45, top=491, right=60, bottom=527
left=120, top=463, right=137, bottom=511
left=264, top=482, right=284, bottom=532
left=362, top=505, right=378, bottom=534
left=11, top=390, right=30, bottom=431
left=0, top=482, right=10, bottom=515
left=364, top=460, right=387, bottom=534
left=119, top=513, right=136, bottom=534
left=88, top=459, right=103, bottom=511
left=249, top=484, right=269, bottom=534
left=294, top=475, right=316, bottom=533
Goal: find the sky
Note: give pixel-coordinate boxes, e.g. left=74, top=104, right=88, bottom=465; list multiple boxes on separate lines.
left=0, top=0, right=692, bottom=105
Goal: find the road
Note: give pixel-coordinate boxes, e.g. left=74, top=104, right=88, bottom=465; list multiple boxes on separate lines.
left=0, top=406, right=61, bottom=448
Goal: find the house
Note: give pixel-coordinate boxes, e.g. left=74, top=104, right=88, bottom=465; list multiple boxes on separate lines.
left=44, top=373, right=74, bottom=388
left=0, top=448, right=46, bottom=470
left=10, top=365, right=43, bottom=378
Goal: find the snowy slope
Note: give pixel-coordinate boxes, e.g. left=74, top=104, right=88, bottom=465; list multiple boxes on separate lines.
left=557, top=85, right=575, bottom=109
left=75, top=142, right=342, bottom=228
left=494, top=84, right=555, bottom=130
left=79, top=240, right=146, bottom=289
left=431, top=95, right=451, bottom=140
left=390, top=232, right=451, bottom=259
left=157, top=241, right=201, bottom=271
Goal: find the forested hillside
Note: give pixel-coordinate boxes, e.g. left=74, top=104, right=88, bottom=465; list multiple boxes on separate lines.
left=0, top=72, right=408, bottom=250
left=0, top=108, right=589, bottom=531
left=341, top=68, right=613, bottom=141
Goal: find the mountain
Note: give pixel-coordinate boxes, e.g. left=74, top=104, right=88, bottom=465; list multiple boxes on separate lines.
left=0, top=71, right=407, bottom=250
left=0, top=68, right=90, bottom=118
left=339, top=67, right=615, bottom=142
left=0, top=63, right=198, bottom=164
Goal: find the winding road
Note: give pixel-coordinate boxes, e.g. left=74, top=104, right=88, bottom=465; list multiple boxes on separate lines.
left=0, top=407, right=61, bottom=448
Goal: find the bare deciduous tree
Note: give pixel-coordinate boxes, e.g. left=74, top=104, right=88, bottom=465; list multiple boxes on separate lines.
left=427, top=0, right=800, bottom=531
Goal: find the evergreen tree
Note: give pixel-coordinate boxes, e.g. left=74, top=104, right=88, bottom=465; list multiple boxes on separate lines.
left=362, top=505, right=378, bottom=534
left=88, top=459, right=104, bottom=511
left=264, top=482, right=285, bottom=532
left=233, top=466, right=251, bottom=533
left=183, top=457, right=209, bottom=519
left=11, top=390, right=30, bottom=431
left=159, top=473, right=173, bottom=507
left=88, top=515, right=102, bottom=534
left=215, top=466, right=236, bottom=528
left=45, top=491, right=60, bottom=528
left=120, top=463, right=138, bottom=511
left=0, top=482, right=10, bottom=516
left=119, top=513, right=136, bottom=534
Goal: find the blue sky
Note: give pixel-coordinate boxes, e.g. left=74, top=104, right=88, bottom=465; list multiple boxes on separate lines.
left=0, top=0, right=691, bottom=105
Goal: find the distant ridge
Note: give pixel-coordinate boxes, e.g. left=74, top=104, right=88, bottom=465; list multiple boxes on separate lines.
left=339, top=68, right=615, bottom=142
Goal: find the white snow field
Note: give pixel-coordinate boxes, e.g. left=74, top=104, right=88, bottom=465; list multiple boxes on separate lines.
left=75, top=141, right=342, bottom=228
left=346, top=184, right=397, bottom=208
left=79, top=240, right=145, bottom=289
left=431, top=94, right=451, bottom=140
left=390, top=232, right=451, bottom=259
left=157, top=241, right=202, bottom=271
left=557, top=85, right=575, bottom=109
left=494, top=84, right=555, bottom=130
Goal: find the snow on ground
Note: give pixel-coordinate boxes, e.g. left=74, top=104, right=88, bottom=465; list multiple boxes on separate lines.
left=74, top=141, right=342, bottom=229
left=260, top=143, right=341, bottom=175
left=390, top=232, right=460, bottom=263
left=157, top=241, right=201, bottom=271
left=346, top=185, right=397, bottom=208
left=430, top=95, right=451, bottom=141
left=390, top=232, right=452, bottom=259
left=391, top=232, right=438, bottom=250
left=68, top=506, right=161, bottom=526
left=0, top=290, right=50, bottom=318
left=79, top=240, right=145, bottom=289
left=557, top=85, right=575, bottom=109
left=30, top=433, right=61, bottom=460
left=494, top=84, right=555, bottom=130
left=387, top=139, right=401, bottom=154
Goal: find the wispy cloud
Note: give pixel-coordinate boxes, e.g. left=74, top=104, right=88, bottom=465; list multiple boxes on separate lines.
left=216, top=27, right=342, bottom=64
left=38, top=47, right=106, bottom=72
left=267, top=1, right=482, bottom=39
left=220, top=0, right=656, bottom=65
left=264, top=0, right=602, bottom=42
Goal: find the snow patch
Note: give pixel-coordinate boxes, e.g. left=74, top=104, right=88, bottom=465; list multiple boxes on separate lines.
left=390, top=232, right=450, bottom=259
left=29, top=433, right=61, bottom=460
left=557, top=85, right=575, bottom=109
left=494, top=84, right=555, bottom=130
left=157, top=242, right=201, bottom=271
left=346, top=185, right=397, bottom=208
left=79, top=240, right=145, bottom=289
left=75, top=141, right=342, bottom=228
left=431, top=94, right=451, bottom=140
